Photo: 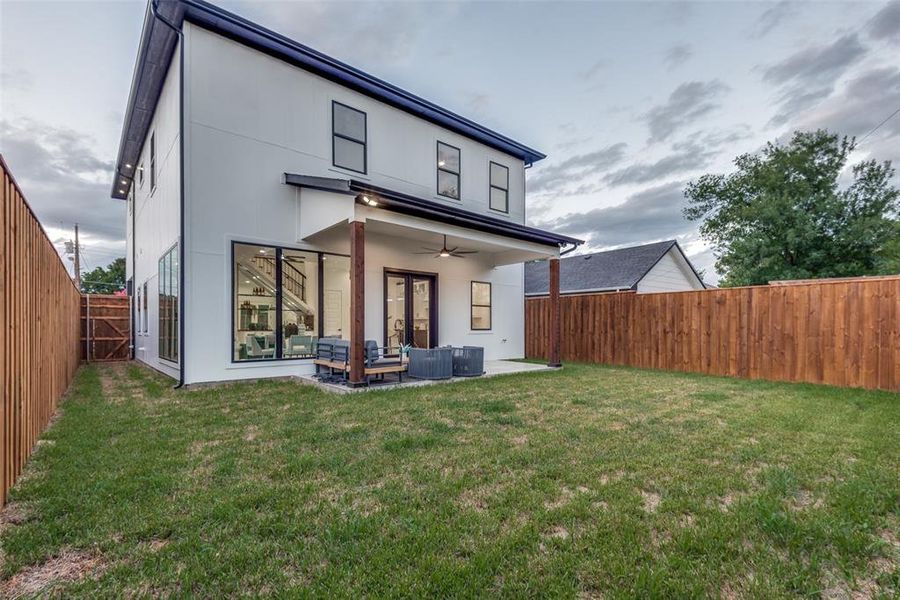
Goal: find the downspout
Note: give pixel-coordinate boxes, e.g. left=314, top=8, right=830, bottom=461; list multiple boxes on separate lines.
left=150, top=0, right=187, bottom=388
left=119, top=173, right=137, bottom=359
left=560, top=242, right=579, bottom=256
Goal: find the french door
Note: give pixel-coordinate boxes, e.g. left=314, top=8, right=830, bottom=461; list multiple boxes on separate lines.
left=384, top=270, right=437, bottom=350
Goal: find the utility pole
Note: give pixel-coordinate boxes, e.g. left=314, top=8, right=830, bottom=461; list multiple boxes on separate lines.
left=74, top=223, right=81, bottom=290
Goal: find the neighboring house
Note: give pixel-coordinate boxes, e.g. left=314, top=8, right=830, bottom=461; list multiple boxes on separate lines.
left=112, top=0, right=580, bottom=385
left=524, top=240, right=705, bottom=297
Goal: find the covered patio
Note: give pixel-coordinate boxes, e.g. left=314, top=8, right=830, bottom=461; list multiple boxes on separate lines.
left=285, top=174, right=578, bottom=387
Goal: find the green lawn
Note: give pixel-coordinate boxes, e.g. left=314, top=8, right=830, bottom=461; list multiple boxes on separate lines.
left=1, top=362, right=898, bottom=598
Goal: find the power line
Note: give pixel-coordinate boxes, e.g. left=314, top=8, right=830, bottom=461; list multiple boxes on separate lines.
left=858, top=106, right=900, bottom=145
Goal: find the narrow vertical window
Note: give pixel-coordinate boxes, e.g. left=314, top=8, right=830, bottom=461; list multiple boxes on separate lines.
left=489, top=162, right=508, bottom=213
left=437, top=142, right=461, bottom=199
left=332, top=102, right=367, bottom=174
left=136, top=285, right=142, bottom=336
left=471, top=281, right=491, bottom=330
left=142, top=281, right=149, bottom=333
left=149, top=132, right=156, bottom=192
left=138, top=161, right=144, bottom=188
left=158, top=245, right=179, bottom=362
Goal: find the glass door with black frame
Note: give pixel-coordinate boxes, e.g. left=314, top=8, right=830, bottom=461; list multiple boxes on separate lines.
left=384, top=271, right=436, bottom=350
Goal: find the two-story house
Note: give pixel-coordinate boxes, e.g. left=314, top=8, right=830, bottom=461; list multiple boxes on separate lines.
left=113, top=0, right=580, bottom=386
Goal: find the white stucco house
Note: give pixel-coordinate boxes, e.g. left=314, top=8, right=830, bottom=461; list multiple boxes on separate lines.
left=524, top=240, right=706, bottom=297
left=113, top=0, right=580, bottom=386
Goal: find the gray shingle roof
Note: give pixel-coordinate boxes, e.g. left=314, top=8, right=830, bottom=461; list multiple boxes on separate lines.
left=524, top=240, right=679, bottom=295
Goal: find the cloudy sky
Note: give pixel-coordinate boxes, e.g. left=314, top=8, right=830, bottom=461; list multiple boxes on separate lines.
left=2, top=0, right=899, bottom=281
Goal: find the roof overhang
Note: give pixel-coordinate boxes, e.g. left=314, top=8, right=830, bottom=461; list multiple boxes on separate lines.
left=112, top=0, right=547, bottom=200
left=284, top=174, right=582, bottom=251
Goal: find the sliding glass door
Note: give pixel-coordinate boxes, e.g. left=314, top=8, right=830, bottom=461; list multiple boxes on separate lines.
left=384, top=270, right=437, bottom=350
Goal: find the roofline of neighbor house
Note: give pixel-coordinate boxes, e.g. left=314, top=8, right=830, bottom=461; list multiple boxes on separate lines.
left=111, top=0, right=547, bottom=200
left=630, top=240, right=706, bottom=290
left=525, top=286, right=633, bottom=297
left=284, top=173, right=583, bottom=249
left=525, top=239, right=706, bottom=295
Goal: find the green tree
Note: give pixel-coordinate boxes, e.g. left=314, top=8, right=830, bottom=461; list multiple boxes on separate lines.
left=684, top=130, right=899, bottom=287
left=81, top=257, right=126, bottom=294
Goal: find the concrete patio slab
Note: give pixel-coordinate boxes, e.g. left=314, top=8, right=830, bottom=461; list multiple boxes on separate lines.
left=295, top=360, right=558, bottom=394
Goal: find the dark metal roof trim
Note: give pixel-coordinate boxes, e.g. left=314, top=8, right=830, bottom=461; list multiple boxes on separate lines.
left=283, top=173, right=352, bottom=194
left=284, top=174, right=581, bottom=248
left=111, top=1, right=185, bottom=199
left=112, top=0, right=546, bottom=199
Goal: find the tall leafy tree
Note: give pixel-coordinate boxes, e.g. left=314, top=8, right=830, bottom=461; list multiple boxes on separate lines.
left=81, top=257, right=126, bottom=294
left=684, top=130, right=899, bottom=287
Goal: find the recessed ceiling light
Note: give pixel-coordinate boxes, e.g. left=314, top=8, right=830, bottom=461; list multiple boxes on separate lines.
left=125, top=164, right=132, bottom=169
left=259, top=249, right=266, bottom=254
left=118, top=189, right=125, bottom=194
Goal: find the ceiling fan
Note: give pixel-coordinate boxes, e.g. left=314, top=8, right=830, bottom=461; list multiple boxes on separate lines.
left=414, top=235, right=478, bottom=259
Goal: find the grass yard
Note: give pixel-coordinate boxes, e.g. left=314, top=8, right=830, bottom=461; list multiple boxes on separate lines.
left=1, top=362, right=898, bottom=598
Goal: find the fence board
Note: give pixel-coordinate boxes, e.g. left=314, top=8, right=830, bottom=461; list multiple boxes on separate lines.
left=1, top=156, right=81, bottom=506
left=526, top=277, right=900, bottom=392
left=81, top=294, right=130, bottom=362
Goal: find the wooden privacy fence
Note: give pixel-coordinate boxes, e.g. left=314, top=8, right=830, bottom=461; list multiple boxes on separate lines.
left=1, top=155, right=82, bottom=506
left=81, top=294, right=131, bottom=362
left=526, top=276, right=899, bottom=392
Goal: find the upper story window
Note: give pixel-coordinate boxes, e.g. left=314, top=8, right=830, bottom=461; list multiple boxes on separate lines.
left=489, top=162, right=509, bottom=213
left=436, top=142, right=460, bottom=200
left=332, top=101, right=367, bottom=174
left=149, top=132, right=157, bottom=192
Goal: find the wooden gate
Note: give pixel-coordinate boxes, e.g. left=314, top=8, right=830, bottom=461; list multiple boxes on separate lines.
left=81, top=294, right=131, bottom=361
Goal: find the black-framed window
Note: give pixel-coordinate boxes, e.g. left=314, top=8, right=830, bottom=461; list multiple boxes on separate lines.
left=332, top=101, right=367, bottom=174
left=158, top=245, right=179, bottom=362
left=437, top=142, right=460, bottom=199
left=471, top=281, right=491, bottom=330
left=232, top=242, right=350, bottom=362
left=136, top=284, right=142, bottom=336
left=142, top=281, right=149, bottom=334
left=149, top=132, right=156, bottom=192
left=138, top=161, right=144, bottom=188
left=489, top=162, right=508, bottom=213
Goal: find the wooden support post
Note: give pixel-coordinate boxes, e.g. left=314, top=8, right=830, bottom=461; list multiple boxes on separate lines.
left=548, top=257, right=561, bottom=367
left=349, top=220, right=366, bottom=385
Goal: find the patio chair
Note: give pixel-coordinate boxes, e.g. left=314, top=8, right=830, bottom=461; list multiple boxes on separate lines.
left=408, top=347, right=453, bottom=380
left=286, top=334, right=316, bottom=357
left=363, top=340, right=405, bottom=385
left=452, top=346, right=484, bottom=377
left=314, top=338, right=349, bottom=381
left=247, top=335, right=274, bottom=359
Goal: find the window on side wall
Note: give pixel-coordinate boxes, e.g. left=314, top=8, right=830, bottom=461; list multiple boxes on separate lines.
left=158, top=245, right=179, bottom=362
left=332, top=102, right=367, bottom=174
left=471, top=281, right=491, bottom=331
left=149, top=132, right=156, bottom=192
left=489, top=162, right=509, bottom=213
left=142, top=281, right=149, bottom=334
left=232, top=243, right=351, bottom=362
left=437, top=142, right=460, bottom=200
left=138, top=161, right=144, bottom=188
left=136, top=285, right=142, bottom=336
